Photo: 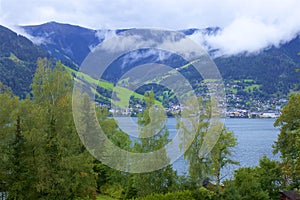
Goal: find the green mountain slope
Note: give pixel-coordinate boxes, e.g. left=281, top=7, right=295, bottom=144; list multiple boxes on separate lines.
left=0, top=25, right=49, bottom=97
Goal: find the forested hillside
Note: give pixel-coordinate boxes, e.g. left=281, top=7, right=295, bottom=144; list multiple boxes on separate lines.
left=0, top=25, right=49, bottom=97
left=0, top=23, right=300, bottom=108
left=22, top=22, right=300, bottom=101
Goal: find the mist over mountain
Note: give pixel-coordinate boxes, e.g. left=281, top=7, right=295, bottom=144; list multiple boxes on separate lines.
left=23, top=22, right=100, bottom=69
left=0, top=25, right=49, bottom=97
left=0, top=22, right=299, bottom=107
left=21, top=22, right=300, bottom=96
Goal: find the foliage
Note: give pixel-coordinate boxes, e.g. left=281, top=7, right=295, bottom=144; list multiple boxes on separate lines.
left=177, top=97, right=211, bottom=186
left=233, top=167, right=269, bottom=200
left=191, top=187, right=215, bottom=200
left=0, top=59, right=97, bottom=199
left=131, top=91, right=178, bottom=197
left=133, top=190, right=194, bottom=200
left=273, top=93, right=300, bottom=189
left=217, top=180, right=241, bottom=200
left=210, top=126, right=239, bottom=186
left=177, top=97, right=238, bottom=188
left=100, top=183, right=124, bottom=199
left=256, top=156, right=283, bottom=200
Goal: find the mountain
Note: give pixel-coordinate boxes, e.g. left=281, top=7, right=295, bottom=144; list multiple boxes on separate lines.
left=22, top=23, right=221, bottom=67
left=0, top=25, right=49, bottom=97
left=22, top=22, right=100, bottom=69
left=22, top=22, right=300, bottom=97
left=215, top=44, right=300, bottom=95
left=0, top=22, right=299, bottom=111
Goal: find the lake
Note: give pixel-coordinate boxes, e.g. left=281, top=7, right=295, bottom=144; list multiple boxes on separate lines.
left=115, top=117, right=280, bottom=177
left=169, top=118, right=281, bottom=177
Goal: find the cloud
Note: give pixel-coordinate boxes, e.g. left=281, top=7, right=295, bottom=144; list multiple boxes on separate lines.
left=1, top=0, right=300, bottom=55
left=202, top=17, right=295, bottom=56
left=185, top=0, right=300, bottom=56
left=201, top=1, right=300, bottom=56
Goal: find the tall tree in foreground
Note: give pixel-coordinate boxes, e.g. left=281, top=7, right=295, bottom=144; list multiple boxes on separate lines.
left=31, top=59, right=97, bottom=199
left=133, top=91, right=178, bottom=197
left=0, top=58, right=97, bottom=199
left=177, top=97, right=211, bottom=187
left=210, top=126, right=238, bottom=186
left=177, top=97, right=238, bottom=188
left=273, top=93, right=300, bottom=189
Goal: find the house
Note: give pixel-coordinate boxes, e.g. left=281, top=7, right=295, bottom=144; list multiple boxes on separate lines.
left=280, top=190, right=300, bottom=200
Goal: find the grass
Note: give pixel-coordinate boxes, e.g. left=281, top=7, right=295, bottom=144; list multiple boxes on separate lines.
left=63, top=60, right=203, bottom=107
left=64, top=65, right=161, bottom=106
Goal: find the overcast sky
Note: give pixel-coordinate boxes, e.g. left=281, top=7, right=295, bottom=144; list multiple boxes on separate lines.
left=1, top=0, right=300, bottom=55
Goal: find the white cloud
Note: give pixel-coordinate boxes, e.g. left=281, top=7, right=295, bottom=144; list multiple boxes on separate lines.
left=1, top=0, right=300, bottom=55
left=205, top=17, right=282, bottom=55
left=201, top=0, right=300, bottom=56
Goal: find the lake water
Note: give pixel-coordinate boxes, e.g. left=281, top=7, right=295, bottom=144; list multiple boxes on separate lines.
left=115, top=117, right=280, bottom=177
left=170, top=118, right=281, bottom=177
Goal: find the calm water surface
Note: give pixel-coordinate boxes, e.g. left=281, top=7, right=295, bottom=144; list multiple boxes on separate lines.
left=115, top=117, right=280, bottom=177
left=170, top=118, right=280, bottom=176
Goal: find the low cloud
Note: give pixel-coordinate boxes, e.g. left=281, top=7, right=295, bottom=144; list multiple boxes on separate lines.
left=1, top=0, right=300, bottom=56
left=203, top=17, right=300, bottom=56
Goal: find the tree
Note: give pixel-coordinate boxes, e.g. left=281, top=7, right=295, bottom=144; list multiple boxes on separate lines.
left=0, top=87, right=34, bottom=199
left=233, top=167, right=269, bottom=200
left=133, top=91, right=178, bottom=197
left=30, top=59, right=96, bottom=199
left=273, top=93, right=300, bottom=188
left=256, top=156, right=283, bottom=200
left=177, top=97, right=211, bottom=187
left=1, top=59, right=97, bottom=199
left=7, top=115, right=34, bottom=200
left=210, top=126, right=238, bottom=186
left=218, top=180, right=241, bottom=200
left=177, top=97, right=238, bottom=188
left=0, top=83, right=18, bottom=146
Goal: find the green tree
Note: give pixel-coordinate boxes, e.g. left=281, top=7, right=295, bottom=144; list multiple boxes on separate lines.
left=0, top=88, right=34, bottom=199
left=177, top=97, right=211, bottom=187
left=233, top=167, right=269, bottom=200
left=0, top=83, right=18, bottom=147
left=218, top=180, right=241, bottom=200
left=210, top=126, right=238, bottom=186
left=7, top=115, right=32, bottom=200
left=177, top=97, right=237, bottom=189
left=96, top=106, right=133, bottom=199
left=256, top=156, right=283, bottom=200
left=133, top=91, right=178, bottom=197
left=273, top=93, right=300, bottom=189
left=32, top=60, right=96, bottom=199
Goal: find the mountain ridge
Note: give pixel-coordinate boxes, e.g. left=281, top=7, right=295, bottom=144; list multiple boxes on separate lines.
left=0, top=22, right=299, bottom=111
left=0, top=25, right=49, bottom=97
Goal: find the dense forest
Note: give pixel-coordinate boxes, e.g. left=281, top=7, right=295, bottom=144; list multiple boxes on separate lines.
left=0, top=59, right=300, bottom=199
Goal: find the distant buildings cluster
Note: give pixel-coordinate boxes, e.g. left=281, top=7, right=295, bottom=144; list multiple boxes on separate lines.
left=226, top=109, right=280, bottom=118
